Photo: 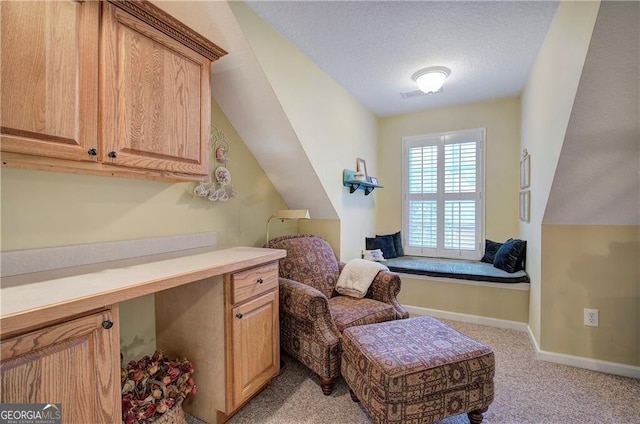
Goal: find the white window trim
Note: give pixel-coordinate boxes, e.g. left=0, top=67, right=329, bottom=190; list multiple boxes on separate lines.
left=402, top=128, right=485, bottom=260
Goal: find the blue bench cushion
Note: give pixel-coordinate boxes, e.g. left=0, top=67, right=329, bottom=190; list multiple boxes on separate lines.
left=384, top=256, right=529, bottom=284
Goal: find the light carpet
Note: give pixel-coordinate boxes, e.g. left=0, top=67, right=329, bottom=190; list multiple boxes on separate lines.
left=186, top=318, right=639, bottom=423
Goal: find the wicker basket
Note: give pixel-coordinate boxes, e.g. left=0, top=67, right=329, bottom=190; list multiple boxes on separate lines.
left=150, top=399, right=186, bottom=424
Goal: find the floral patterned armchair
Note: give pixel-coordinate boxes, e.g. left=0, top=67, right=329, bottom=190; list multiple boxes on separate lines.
left=267, top=234, right=409, bottom=395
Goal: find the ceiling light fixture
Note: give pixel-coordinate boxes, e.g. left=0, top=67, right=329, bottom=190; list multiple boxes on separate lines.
left=412, top=66, right=451, bottom=94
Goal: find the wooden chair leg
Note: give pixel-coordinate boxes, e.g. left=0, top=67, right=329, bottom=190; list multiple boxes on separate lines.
left=467, top=406, right=489, bottom=424
left=318, top=376, right=335, bottom=395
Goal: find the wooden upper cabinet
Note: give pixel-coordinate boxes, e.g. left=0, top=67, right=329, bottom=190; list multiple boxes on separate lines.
left=101, top=2, right=213, bottom=177
left=1, top=0, right=227, bottom=182
left=0, top=0, right=99, bottom=162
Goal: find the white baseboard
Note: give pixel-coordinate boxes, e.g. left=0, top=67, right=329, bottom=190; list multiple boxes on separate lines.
left=406, top=305, right=640, bottom=380
left=526, top=327, right=640, bottom=379
left=404, top=305, right=529, bottom=332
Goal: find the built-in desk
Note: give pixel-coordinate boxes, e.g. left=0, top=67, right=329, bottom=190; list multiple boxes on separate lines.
left=0, top=245, right=285, bottom=423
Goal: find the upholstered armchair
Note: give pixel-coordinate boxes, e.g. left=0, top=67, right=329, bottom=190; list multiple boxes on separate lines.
left=267, top=234, right=409, bottom=395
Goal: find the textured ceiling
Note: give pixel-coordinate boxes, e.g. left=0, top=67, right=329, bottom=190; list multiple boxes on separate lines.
left=246, top=0, right=559, bottom=117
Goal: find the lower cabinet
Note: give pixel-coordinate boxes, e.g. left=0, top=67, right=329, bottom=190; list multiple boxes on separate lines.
left=155, top=261, right=280, bottom=424
left=0, top=308, right=120, bottom=424
left=228, top=273, right=279, bottom=412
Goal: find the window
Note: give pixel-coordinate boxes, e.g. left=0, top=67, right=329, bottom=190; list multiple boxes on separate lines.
left=402, top=129, right=485, bottom=260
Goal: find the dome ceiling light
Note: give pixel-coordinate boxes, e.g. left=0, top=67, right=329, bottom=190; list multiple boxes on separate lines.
left=411, top=66, right=451, bottom=94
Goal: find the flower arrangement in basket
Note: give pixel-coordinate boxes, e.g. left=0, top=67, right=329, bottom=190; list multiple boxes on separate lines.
left=121, top=351, right=198, bottom=424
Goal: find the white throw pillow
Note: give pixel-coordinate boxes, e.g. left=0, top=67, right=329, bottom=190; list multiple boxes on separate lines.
left=362, top=249, right=386, bottom=261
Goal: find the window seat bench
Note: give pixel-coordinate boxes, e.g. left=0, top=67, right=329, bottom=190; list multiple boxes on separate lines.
left=384, top=256, right=529, bottom=284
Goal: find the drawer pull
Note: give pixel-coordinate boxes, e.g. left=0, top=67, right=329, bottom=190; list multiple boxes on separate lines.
left=257, top=278, right=264, bottom=284
left=102, top=320, right=114, bottom=329
left=235, top=312, right=243, bottom=319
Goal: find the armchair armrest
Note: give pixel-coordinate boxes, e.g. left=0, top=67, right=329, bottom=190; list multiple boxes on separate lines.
left=279, top=278, right=340, bottom=330
left=366, top=270, right=410, bottom=319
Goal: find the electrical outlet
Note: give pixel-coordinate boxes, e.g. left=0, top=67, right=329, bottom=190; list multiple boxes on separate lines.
left=584, top=308, right=599, bottom=327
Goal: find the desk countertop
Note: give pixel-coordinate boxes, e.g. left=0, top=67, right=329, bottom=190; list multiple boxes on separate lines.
left=0, top=246, right=285, bottom=337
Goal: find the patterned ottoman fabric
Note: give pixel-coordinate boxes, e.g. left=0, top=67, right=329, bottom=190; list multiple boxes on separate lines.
left=341, top=316, right=494, bottom=424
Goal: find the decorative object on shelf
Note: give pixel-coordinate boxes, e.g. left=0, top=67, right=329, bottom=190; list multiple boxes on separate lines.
left=519, top=190, right=530, bottom=222
left=356, top=158, right=368, bottom=181
left=266, top=209, right=310, bottom=243
left=520, top=149, right=530, bottom=189
left=343, top=169, right=383, bottom=195
left=191, top=125, right=237, bottom=202
left=121, top=351, right=197, bottom=424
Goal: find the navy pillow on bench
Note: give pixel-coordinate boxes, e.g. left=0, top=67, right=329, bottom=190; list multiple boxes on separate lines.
left=366, top=235, right=397, bottom=259
left=376, top=231, right=404, bottom=257
left=493, top=238, right=526, bottom=273
left=480, top=239, right=503, bottom=264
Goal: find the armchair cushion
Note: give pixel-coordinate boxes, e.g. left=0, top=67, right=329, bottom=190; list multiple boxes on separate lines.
left=269, top=234, right=339, bottom=299
left=328, top=296, right=396, bottom=333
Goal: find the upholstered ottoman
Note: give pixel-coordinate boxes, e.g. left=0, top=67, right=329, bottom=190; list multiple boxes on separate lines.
left=341, top=316, right=494, bottom=424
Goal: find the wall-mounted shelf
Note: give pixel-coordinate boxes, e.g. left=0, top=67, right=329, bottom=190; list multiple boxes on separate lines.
left=343, top=169, right=383, bottom=195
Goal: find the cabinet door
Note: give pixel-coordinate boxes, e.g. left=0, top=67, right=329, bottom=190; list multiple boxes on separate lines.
left=100, top=3, right=211, bottom=178
left=0, top=0, right=99, bottom=161
left=231, top=290, right=280, bottom=409
left=0, top=310, right=120, bottom=424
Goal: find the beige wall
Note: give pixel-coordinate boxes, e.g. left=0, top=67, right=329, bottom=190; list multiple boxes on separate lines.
left=398, top=277, right=529, bottom=323
left=376, top=97, right=525, bottom=322
left=230, top=2, right=378, bottom=261
left=1, top=99, right=290, bottom=361
left=541, top=225, right=639, bottom=366
left=520, top=0, right=600, bottom=342
left=377, top=97, right=522, bottom=243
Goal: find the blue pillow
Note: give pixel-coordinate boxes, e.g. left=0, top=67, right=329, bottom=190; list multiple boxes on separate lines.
left=493, top=239, right=526, bottom=273
left=376, top=231, right=404, bottom=257
left=481, top=239, right=503, bottom=264
left=365, top=235, right=397, bottom=259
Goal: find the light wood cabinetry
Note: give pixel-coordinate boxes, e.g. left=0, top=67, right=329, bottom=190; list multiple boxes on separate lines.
left=1, top=0, right=227, bottom=182
left=0, top=308, right=120, bottom=424
left=156, top=261, right=280, bottom=424
left=100, top=2, right=212, bottom=177
left=2, top=246, right=285, bottom=424
left=227, top=262, right=280, bottom=414
left=0, top=0, right=99, bottom=162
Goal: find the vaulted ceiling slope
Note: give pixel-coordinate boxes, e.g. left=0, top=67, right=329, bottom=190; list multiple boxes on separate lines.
left=151, top=0, right=340, bottom=220
left=545, top=1, right=640, bottom=225
left=246, top=0, right=559, bottom=117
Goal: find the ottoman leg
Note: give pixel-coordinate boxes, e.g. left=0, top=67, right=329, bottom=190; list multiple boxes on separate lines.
left=467, top=406, right=489, bottom=424
left=318, top=376, right=335, bottom=395
left=349, top=389, right=360, bottom=402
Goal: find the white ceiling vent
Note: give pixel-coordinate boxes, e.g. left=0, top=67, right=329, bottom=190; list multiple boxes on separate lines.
left=400, top=90, right=428, bottom=99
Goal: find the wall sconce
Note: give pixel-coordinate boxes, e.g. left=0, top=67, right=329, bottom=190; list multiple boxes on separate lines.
left=266, top=209, right=310, bottom=245
left=412, top=66, right=451, bottom=94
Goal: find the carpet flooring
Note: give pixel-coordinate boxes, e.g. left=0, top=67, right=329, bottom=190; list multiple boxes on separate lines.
left=186, top=318, right=639, bottom=424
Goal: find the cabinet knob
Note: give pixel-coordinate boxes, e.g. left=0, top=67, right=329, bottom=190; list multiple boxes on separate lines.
left=87, top=148, right=97, bottom=156
left=102, top=320, right=114, bottom=329
left=108, top=151, right=117, bottom=159
left=257, top=278, right=264, bottom=284
left=235, top=312, right=243, bottom=319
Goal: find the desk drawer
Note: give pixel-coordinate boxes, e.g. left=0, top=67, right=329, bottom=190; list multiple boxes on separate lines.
left=231, top=262, right=278, bottom=305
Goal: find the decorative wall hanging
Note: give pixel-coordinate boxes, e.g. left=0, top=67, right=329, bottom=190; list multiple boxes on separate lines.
left=520, top=149, right=530, bottom=189
left=191, top=125, right=236, bottom=202
left=519, top=190, right=530, bottom=222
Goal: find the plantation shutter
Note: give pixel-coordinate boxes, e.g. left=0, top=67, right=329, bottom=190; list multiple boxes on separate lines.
left=402, top=129, right=484, bottom=259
